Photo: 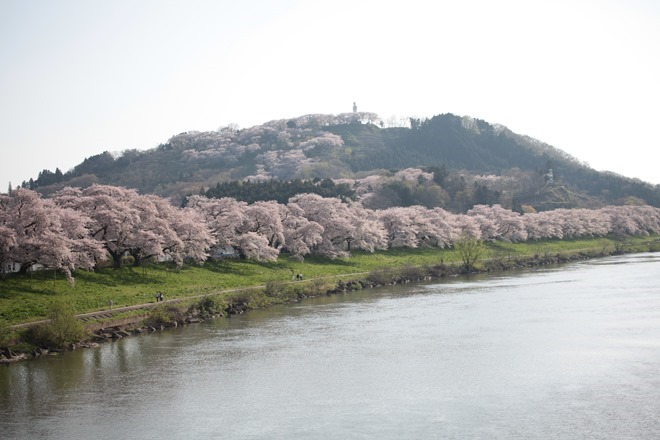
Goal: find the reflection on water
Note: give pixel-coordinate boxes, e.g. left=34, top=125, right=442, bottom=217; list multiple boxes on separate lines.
left=2, top=253, right=660, bottom=439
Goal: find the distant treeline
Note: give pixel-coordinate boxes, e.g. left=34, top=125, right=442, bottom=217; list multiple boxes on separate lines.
left=204, top=178, right=356, bottom=204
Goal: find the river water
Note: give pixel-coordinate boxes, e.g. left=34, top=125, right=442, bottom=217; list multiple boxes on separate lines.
left=1, top=253, right=659, bottom=439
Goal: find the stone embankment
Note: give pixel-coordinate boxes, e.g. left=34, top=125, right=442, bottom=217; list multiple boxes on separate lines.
left=0, top=301, right=250, bottom=364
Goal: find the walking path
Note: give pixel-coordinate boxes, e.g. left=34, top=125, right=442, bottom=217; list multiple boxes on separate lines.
left=10, top=288, right=232, bottom=330
left=9, top=273, right=367, bottom=330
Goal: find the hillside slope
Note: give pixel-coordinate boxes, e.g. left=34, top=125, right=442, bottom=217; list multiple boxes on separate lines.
left=26, top=112, right=660, bottom=209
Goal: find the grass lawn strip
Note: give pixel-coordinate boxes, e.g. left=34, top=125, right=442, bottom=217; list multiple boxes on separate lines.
left=1, top=236, right=658, bottom=327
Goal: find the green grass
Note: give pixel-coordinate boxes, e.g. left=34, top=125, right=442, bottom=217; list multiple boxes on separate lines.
left=1, top=235, right=658, bottom=325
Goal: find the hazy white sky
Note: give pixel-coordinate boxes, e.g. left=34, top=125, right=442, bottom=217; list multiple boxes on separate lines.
left=1, top=0, right=659, bottom=188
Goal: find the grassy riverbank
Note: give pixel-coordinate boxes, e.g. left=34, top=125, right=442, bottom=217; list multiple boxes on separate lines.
left=1, top=235, right=659, bottom=326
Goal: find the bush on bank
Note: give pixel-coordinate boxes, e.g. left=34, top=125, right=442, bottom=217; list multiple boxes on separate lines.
left=23, top=302, right=87, bottom=349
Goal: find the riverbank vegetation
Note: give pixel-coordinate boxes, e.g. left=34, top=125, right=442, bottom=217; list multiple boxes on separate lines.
left=1, top=234, right=658, bottom=327
left=2, top=182, right=660, bottom=353
left=1, top=234, right=658, bottom=362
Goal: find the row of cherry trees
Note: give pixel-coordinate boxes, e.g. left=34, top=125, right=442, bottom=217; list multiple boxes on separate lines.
left=2, top=186, right=660, bottom=282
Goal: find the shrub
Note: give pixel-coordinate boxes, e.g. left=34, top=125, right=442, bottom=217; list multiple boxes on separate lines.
left=649, top=239, right=660, bottom=252
left=455, top=234, right=485, bottom=271
left=25, top=302, right=87, bottom=349
left=224, top=290, right=252, bottom=304
left=426, top=263, right=451, bottom=278
left=196, top=296, right=224, bottom=316
left=400, top=265, right=424, bottom=281
left=143, top=306, right=179, bottom=327
left=306, top=278, right=332, bottom=296
left=366, top=268, right=398, bottom=285
left=264, top=279, right=287, bottom=298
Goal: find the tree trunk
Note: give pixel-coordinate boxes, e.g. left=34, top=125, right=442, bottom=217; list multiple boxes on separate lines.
left=107, top=249, right=122, bottom=269
left=130, top=250, right=143, bottom=267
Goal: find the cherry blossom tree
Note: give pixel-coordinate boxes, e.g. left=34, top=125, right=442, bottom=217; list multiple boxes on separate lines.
left=190, top=197, right=286, bottom=262
left=603, top=205, right=660, bottom=237
left=378, top=206, right=455, bottom=249
left=256, top=149, right=316, bottom=180
left=544, top=208, right=609, bottom=239
left=279, top=203, right=324, bottom=260
left=468, top=204, right=528, bottom=242
left=0, top=188, right=105, bottom=282
left=55, top=186, right=145, bottom=268
left=186, top=195, right=247, bottom=253
left=130, top=197, right=214, bottom=266
left=0, top=194, right=18, bottom=272
left=349, top=204, right=388, bottom=252
left=378, top=207, right=422, bottom=248
left=393, top=168, right=434, bottom=184
left=5, top=180, right=660, bottom=280
left=523, top=210, right=564, bottom=240
left=299, top=132, right=344, bottom=152
left=125, top=195, right=213, bottom=267
left=287, top=194, right=386, bottom=259
left=632, top=205, right=660, bottom=234
left=170, top=206, right=215, bottom=264
left=427, top=208, right=463, bottom=247
left=236, top=201, right=285, bottom=261
left=54, top=202, right=108, bottom=272
left=187, top=195, right=281, bottom=261
left=235, top=232, right=279, bottom=261
left=0, top=224, right=16, bottom=272
left=55, top=185, right=211, bottom=268
left=449, top=213, right=482, bottom=241
left=122, top=194, right=183, bottom=266
left=287, top=194, right=352, bottom=258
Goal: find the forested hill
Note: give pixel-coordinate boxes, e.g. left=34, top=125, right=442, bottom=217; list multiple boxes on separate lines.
left=24, top=112, right=660, bottom=209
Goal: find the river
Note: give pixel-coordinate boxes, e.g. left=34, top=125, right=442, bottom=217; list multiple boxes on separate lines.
left=1, top=253, right=659, bottom=439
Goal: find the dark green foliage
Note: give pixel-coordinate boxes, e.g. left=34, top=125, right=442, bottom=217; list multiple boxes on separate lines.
left=27, top=167, right=65, bottom=188
left=425, top=165, right=449, bottom=186
left=394, top=115, right=544, bottom=172
left=563, top=166, right=660, bottom=206
left=71, top=151, right=118, bottom=179
left=204, top=178, right=356, bottom=204
left=473, top=183, right=501, bottom=206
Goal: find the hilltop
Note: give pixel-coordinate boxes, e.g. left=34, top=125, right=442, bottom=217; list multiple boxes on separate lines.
left=23, top=112, right=660, bottom=211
